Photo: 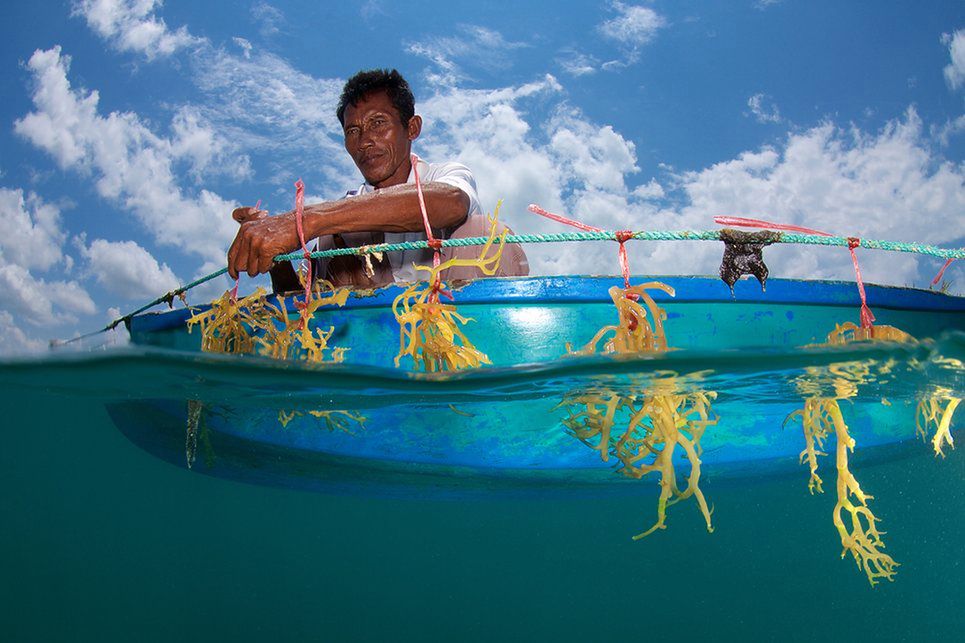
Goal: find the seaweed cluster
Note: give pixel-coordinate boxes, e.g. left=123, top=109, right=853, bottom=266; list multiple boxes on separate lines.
left=561, top=280, right=719, bottom=539
left=393, top=210, right=507, bottom=372
left=278, top=408, right=366, bottom=433
left=785, top=324, right=916, bottom=586
left=561, top=383, right=718, bottom=539
left=567, top=282, right=674, bottom=355
left=186, top=280, right=349, bottom=363
left=916, top=390, right=960, bottom=457
left=786, top=390, right=899, bottom=586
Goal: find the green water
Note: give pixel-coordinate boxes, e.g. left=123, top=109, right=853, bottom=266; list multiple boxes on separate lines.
left=0, top=345, right=963, bottom=641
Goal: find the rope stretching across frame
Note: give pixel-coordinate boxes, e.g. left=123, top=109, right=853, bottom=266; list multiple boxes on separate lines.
left=56, top=227, right=965, bottom=346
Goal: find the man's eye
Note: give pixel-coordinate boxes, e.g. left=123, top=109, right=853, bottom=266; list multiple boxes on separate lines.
left=345, top=127, right=360, bottom=137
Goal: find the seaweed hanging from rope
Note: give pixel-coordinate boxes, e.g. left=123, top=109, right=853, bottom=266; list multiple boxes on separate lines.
left=393, top=207, right=507, bottom=372
left=567, top=282, right=675, bottom=355
left=186, top=280, right=350, bottom=363
left=785, top=322, right=918, bottom=586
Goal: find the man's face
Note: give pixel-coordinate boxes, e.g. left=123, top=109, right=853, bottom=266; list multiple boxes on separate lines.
left=342, top=90, right=422, bottom=189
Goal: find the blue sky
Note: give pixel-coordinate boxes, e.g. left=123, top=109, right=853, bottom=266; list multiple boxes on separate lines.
left=0, top=0, right=962, bottom=352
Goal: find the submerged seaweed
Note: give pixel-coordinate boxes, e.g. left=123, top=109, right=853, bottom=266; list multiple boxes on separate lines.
left=786, top=325, right=914, bottom=586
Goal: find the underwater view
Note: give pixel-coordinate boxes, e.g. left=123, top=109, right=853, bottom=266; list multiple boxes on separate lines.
left=1, top=297, right=962, bottom=641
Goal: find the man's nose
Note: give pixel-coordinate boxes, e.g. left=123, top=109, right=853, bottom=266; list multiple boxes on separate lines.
left=359, top=125, right=376, bottom=147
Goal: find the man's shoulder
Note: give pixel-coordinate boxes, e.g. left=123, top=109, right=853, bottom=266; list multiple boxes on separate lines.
left=421, top=160, right=475, bottom=181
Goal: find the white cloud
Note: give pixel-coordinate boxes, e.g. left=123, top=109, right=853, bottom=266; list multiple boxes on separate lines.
left=418, top=71, right=962, bottom=290
left=407, top=25, right=529, bottom=85
left=72, top=0, right=201, bottom=59
left=0, top=186, right=94, bottom=347
left=557, top=49, right=599, bottom=77
left=416, top=74, right=654, bottom=276
left=665, top=109, right=965, bottom=288
left=549, top=113, right=639, bottom=193
left=598, top=2, right=665, bottom=65
left=942, top=29, right=965, bottom=91
left=81, top=238, right=180, bottom=301
left=753, top=0, right=783, bottom=10
left=932, top=114, right=965, bottom=146
left=14, top=47, right=239, bottom=265
left=0, top=188, right=66, bottom=271
left=232, top=36, right=253, bottom=60
left=169, top=106, right=253, bottom=182
left=747, top=93, right=782, bottom=124
left=0, top=262, right=96, bottom=327
left=251, top=2, right=285, bottom=37
left=74, top=0, right=352, bottom=200
left=0, top=311, right=48, bottom=354
left=633, top=179, right=665, bottom=200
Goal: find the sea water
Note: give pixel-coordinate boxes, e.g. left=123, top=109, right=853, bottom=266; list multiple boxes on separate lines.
left=0, top=338, right=962, bottom=642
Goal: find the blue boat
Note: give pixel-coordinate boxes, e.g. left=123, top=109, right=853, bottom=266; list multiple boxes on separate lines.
left=117, top=275, right=964, bottom=495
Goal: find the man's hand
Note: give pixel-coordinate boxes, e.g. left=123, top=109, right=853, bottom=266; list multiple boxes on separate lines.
left=227, top=206, right=301, bottom=279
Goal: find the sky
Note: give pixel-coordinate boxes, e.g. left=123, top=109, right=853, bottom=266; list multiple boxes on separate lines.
left=0, top=0, right=962, bottom=353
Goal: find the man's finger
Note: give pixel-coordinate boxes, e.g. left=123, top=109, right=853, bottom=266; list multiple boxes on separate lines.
left=227, top=231, right=242, bottom=279
left=228, top=224, right=253, bottom=279
left=246, top=237, right=263, bottom=278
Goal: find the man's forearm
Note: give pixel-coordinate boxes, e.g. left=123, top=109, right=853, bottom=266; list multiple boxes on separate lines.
left=301, top=182, right=469, bottom=238
left=228, top=182, right=470, bottom=279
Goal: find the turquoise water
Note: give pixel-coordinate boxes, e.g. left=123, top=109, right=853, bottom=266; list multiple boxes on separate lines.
left=1, top=339, right=963, bottom=641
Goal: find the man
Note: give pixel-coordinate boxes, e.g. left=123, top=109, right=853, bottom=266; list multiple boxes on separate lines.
left=227, top=69, right=527, bottom=291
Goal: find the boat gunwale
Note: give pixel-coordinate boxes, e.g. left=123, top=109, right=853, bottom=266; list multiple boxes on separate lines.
left=128, top=275, right=965, bottom=335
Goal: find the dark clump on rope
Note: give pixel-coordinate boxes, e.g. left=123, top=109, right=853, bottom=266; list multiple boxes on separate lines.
left=718, top=229, right=781, bottom=294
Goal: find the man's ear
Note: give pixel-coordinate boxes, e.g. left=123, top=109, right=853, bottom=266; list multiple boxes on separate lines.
left=407, top=115, right=423, bottom=141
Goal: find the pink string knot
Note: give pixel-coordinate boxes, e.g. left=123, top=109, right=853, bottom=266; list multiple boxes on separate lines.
left=615, top=230, right=634, bottom=243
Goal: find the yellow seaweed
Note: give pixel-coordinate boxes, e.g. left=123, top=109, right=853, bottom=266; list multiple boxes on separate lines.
left=393, top=208, right=507, bottom=372
left=915, top=391, right=960, bottom=457
left=251, top=281, right=350, bottom=363
left=824, top=321, right=915, bottom=345
left=189, top=280, right=349, bottom=364
left=186, top=288, right=268, bottom=354
left=786, top=397, right=899, bottom=586
left=568, top=282, right=675, bottom=355
left=277, top=408, right=366, bottom=432
left=561, top=283, right=717, bottom=540
left=785, top=323, right=914, bottom=586
left=559, top=376, right=718, bottom=539
left=558, top=390, right=625, bottom=463
left=307, top=409, right=367, bottom=434
left=615, top=389, right=718, bottom=539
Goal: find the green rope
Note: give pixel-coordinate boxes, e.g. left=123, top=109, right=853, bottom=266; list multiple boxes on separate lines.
left=56, top=228, right=962, bottom=346
left=274, top=230, right=965, bottom=262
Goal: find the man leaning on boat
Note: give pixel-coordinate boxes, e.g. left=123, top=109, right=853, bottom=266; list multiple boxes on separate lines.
left=227, top=68, right=528, bottom=291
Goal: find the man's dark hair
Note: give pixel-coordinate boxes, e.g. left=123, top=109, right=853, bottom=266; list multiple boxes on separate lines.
left=337, top=69, right=415, bottom=126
